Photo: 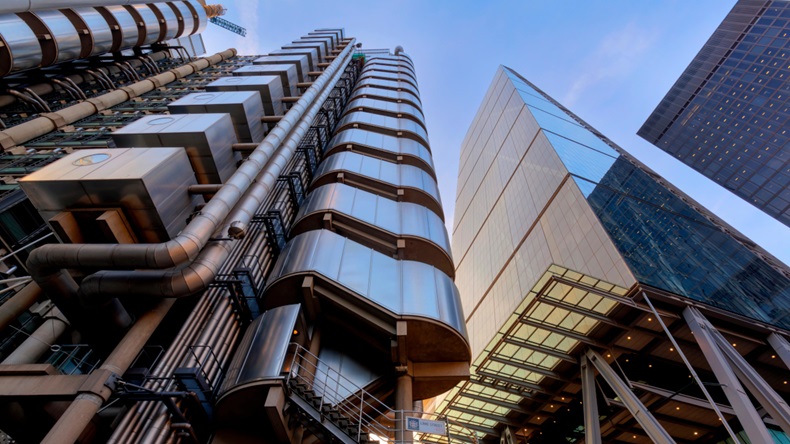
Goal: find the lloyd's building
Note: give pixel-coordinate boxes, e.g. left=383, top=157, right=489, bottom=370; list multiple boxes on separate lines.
left=0, top=2, right=471, bottom=443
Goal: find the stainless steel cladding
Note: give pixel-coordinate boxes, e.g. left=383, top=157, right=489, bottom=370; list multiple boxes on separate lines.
left=112, top=113, right=239, bottom=184
left=205, top=75, right=285, bottom=117
left=0, top=14, right=42, bottom=75
left=18, top=148, right=200, bottom=242
left=253, top=54, right=309, bottom=83
left=283, top=42, right=326, bottom=62
left=168, top=91, right=265, bottom=144
left=326, top=128, right=435, bottom=173
left=148, top=3, right=179, bottom=41
left=72, top=7, right=113, bottom=56
left=312, top=151, right=443, bottom=218
left=1, top=1, right=152, bottom=14
left=337, top=111, right=429, bottom=146
left=292, top=183, right=454, bottom=276
left=233, top=64, right=299, bottom=98
left=102, top=6, right=139, bottom=50
left=265, top=229, right=468, bottom=367
left=269, top=48, right=319, bottom=71
left=167, top=0, right=197, bottom=38
left=218, top=304, right=302, bottom=398
left=128, top=4, right=163, bottom=45
left=32, top=10, right=82, bottom=64
left=0, top=1, right=207, bottom=75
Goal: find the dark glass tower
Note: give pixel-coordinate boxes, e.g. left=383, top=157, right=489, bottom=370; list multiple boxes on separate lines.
left=639, top=0, right=790, bottom=227
left=440, top=65, right=790, bottom=444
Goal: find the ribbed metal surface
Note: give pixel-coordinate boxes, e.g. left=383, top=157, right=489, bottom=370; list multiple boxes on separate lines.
left=326, top=127, right=434, bottom=173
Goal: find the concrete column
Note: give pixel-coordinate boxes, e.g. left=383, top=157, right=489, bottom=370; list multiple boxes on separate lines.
left=2, top=306, right=68, bottom=365
left=395, top=371, right=413, bottom=444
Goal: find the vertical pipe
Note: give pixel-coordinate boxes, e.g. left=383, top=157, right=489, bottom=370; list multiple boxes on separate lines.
left=395, top=372, right=413, bottom=444
left=40, top=300, right=175, bottom=444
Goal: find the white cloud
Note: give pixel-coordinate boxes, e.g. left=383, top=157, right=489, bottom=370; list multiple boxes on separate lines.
left=564, top=21, right=658, bottom=106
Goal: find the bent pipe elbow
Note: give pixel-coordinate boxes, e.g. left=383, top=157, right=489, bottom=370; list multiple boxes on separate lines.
left=80, top=242, right=232, bottom=299
left=27, top=40, right=357, bottom=319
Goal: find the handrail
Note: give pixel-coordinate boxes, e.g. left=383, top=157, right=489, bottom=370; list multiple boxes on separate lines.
left=286, top=343, right=478, bottom=444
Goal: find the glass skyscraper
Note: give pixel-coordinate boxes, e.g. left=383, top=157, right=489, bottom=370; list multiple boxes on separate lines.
left=440, top=65, right=790, bottom=444
left=639, top=0, right=790, bottom=227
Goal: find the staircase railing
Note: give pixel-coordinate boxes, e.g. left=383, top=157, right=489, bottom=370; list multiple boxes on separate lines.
left=285, top=343, right=478, bottom=444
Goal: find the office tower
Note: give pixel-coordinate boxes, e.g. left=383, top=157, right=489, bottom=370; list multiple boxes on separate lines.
left=639, top=0, right=790, bottom=227
left=438, top=66, right=790, bottom=444
left=0, top=14, right=470, bottom=444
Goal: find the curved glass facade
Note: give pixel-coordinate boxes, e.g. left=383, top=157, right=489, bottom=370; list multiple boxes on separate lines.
left=326, top=127, right=434, bottom=173
left=336, top=110, right=429, bottom=145
left=313, top=151, right=442, bottom=216
left=293, top=182, right=453, bottom=273
left=345, top=97, right=426, bottom=127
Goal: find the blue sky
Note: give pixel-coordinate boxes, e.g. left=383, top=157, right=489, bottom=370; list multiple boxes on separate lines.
left=201, top=0, right=790, bottom=265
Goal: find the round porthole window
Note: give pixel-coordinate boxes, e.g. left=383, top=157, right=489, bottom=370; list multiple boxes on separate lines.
left=148, top=116, right=175, bottom=125
left=193, top=93, right=215, bottom=101
left=73, top=153, right=110, bottom=166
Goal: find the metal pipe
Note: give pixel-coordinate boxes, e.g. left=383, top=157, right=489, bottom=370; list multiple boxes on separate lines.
left=34, top=40, right=356, bottom=302
left=20, top=87, right=51, bottom=112
left=85, top=69, right=111, bottom=90
left=5, top=89, right=47, bottom=113
left=61, top=77, right=88, bottom=100
left=1, top=306, right=68, bottom=365
left=0, top=49, right=235, bottom=151
left=40, top=299, right=175, bottom=444
left=2, top=286, right=40, bottom=326
left=49, top=78, right=79, bottom=101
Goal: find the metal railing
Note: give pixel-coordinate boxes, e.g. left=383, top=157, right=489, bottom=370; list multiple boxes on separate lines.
left=286, top=343, right=478, bottom=444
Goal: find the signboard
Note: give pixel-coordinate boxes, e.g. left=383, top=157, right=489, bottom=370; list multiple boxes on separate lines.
left=406, top=417, right=447, bottom=435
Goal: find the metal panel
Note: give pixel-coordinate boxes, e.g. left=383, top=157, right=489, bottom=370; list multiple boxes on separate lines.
left=283, top=42, right=325, bottom=62
left=112, top=113, right=238, bottom=184
left=233, top=64, right=298, bottom=97
left=345, top=97, right=425, bottom=124
left=149, top=3, right=178, bottom=41
left=270, top=47, right=318, bottom=70
left=168, top=91, right=265, bottom=143
left=265, top=229, right=468, bottom=347
left=253, top=54, right=309, bottom=83
left=313, top=152, right=441, bottom=206
left=337, top=111, right=429, bottom=146
left=104, top=5, right=138, bottom=49
left=130, top=4, right=161, bottom=45
left=355, top=77, right=421, bottom=104
left=167, top=0, right=194, bottom=38
left=0, top=13, right=42, bottom=74
left=186, top=0, right=206, bottom=34
left=205, top=75, right=284, bottom=116
left=297, top=35, right=332, bottom=53
left=294, top=183, right=451, bottom=258
left=33, top=10, right=82, bottom=63
left=219, top=304, right=301, bottom=396
left=71, top=7, right=113, bottom=56
left=327, top=128, right=434, bottom=173
left=18, top=148, right=199, bottom=242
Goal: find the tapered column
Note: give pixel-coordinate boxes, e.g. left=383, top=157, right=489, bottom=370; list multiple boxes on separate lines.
left=683, top=307, right=774, bottom=443
left=768, top=333, right=790, bottom=370
left=580, top=357, right=602, bottom=444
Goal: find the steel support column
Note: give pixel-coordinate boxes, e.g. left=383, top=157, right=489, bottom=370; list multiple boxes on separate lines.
left=585, top=349, right=676, bottom=444
left=682, top=307, right=774, bottom=444
left=580, top=356, right=602, bottom=444
left=768, top=333, right=790, bottom=371
left=691, top=309, right=790, bottom=435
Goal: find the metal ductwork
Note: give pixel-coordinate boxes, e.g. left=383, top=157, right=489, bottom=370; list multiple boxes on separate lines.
left=25, top=39, right=356, bottom=335
left=0, top=0, right=206, bottom=76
